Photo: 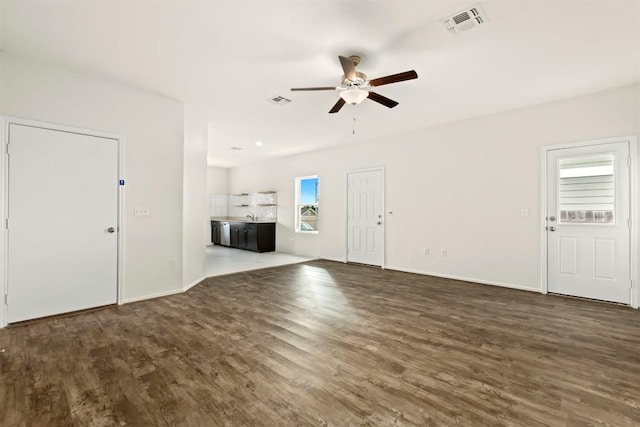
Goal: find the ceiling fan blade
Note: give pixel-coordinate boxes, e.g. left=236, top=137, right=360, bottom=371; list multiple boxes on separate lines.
left=339, top=56, right=357, bottom=81
left=329, top=98, right=346, bottom=114
left=369, top=70, right=418, bottom=87
left=367, top=91, right=399, bottom=109
left=291, top=86, right=337, bottom=91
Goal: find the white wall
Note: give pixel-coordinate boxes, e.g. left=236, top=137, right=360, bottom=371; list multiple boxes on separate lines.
left=207, top=166, right=229, bottom=196
left=183, top=105, right=208, bottom=289
left=1, top=53, right=185, bottom=303
left=229, top=83, right=640, bottom=291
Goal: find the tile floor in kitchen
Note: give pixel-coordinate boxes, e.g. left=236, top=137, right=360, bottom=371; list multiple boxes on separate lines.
left=205, top=244, right=313, bottom=277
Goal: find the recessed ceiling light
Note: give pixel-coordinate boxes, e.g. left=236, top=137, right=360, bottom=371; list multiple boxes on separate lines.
left=255, top=141, right=263, bottom=146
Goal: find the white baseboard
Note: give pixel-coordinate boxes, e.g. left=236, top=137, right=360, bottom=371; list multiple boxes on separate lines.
left=320, top=257, right=347, bottom=263
left=121, top=276, right=206, bottom=305
left=384, top=265, right=541, bottom=293
left=183, top=276, right=206, bottom=292
left=121, top=287, right=184, bottom=304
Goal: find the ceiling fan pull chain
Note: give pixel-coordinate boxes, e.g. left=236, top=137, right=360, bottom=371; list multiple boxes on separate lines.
left=352, top=116, right=356, bottom=135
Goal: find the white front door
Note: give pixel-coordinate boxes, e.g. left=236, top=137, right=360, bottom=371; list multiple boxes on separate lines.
left=347, top=168, right=384, bottom=267
left=546, top=141, right=631, bottom=304
left=7, top=124, right=119, bottom=323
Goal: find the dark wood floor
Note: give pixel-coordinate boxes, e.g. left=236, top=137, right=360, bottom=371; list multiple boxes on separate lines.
left=1, top=260, right=639, bottom=426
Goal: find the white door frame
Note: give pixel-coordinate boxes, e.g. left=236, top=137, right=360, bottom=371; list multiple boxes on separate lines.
left=540, top=135, right=638, bottom=308
left=0, top=116, right=126, bottom=328
left=345, top=166, right=385, bottom=268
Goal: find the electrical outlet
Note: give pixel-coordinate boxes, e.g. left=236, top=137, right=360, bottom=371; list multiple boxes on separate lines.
left=521, top=208, right=529, bottom=217
left=134, top=207, right=150, bottom=217
left=423, top=248, right=429, bottom=255
left=171, top=258, right=178, bottom=269
left=440, top=249, right=447, bottom=257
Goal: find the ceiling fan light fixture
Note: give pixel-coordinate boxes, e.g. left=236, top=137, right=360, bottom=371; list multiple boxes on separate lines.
left=340, top=88, right=368, bottom=105
left=291, top=55, right=418, bottom=114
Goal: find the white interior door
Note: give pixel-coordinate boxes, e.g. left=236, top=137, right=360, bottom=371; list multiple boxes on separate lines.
left=7, top=124, right=118, bottom=323
left=546, top=141, right=631, bottom=304
left=347, top=168, right=384, bottom=266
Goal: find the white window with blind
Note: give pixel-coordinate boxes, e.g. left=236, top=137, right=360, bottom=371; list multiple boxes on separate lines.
left=558, top=154, right=615, bottom=224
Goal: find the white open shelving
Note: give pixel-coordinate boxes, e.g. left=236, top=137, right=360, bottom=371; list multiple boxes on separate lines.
left=211, top=191, right=277, bottom=221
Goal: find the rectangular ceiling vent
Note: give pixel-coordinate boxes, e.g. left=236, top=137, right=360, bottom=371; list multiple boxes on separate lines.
left=267, top=95, right=292, bottom=106
left=444, top=3, right=488, bottom=34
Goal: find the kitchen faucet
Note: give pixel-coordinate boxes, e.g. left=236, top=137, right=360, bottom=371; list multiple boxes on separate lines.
left=245, top=213, right=255, bottom=221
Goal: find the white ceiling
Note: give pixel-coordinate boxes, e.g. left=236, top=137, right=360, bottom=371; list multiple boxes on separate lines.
left=2, top=0, right=639, bottom=167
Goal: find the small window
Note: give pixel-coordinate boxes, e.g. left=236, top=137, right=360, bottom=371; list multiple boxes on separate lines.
left=558, top=154, right=615, bottom=224
left=295, top=175, right=319, bottom=233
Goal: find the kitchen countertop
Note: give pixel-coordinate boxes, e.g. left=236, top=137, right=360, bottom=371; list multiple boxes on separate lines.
left=211, top=217, right=276, bottom=223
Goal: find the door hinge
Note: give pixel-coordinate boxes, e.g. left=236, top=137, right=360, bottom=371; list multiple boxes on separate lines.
left=4, top=294, right=7, bottom=305
left=4, top=218, right=7, bottom=230
left=628, top=156, right=631, bottom=167
left=5, top=143, right=9, bottom=155
left=629, top=218, right=632, bottom=228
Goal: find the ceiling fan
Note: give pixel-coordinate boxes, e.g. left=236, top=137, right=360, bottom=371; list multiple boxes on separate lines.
left=291, top=55, right=418, bottom=114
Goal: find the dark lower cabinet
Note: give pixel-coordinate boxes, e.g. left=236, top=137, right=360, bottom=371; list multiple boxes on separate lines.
left=255, top=223, right=276, bottom=252
left=245, top=223, right=258, bottom=252
left=230, top=223, right=245, bottom=249
left=217, top=221, right=275, bottom=253
left=211, top=221, right=221, bottom=245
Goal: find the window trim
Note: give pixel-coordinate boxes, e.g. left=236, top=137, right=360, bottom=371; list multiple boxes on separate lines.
left=295, top=174, right=319, bottom=234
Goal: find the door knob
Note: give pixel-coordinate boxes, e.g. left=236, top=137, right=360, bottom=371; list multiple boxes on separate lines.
left=548, top=226, right=556, bottom=232
left=107, top=227, right=116, bottom=233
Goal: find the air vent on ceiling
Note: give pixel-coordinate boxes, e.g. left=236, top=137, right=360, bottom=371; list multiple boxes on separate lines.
left=230, top=146, right=243, bottom=151
left=267, top=95, right=292, bottom=105
left=443, top=3, right=488, bottom=34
